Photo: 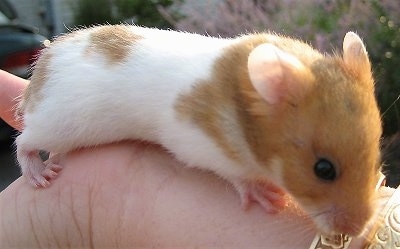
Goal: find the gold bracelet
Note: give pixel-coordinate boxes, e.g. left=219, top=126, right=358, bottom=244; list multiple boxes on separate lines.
left=309, top=173, right=387, bottom=249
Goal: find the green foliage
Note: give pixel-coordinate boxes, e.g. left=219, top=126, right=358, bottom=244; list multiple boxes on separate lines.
left=71, top=0, right=115, bottom=26
left=70, top=0, right=180, bottom=28
left=312, top=1, right=347, bottom=33
left=115, top=0, right=176, bottom=28
left=369, top=0, right=400, bottom=135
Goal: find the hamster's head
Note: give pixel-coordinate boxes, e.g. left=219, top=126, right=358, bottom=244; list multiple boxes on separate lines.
left=247, top=32, right=382, bottom=236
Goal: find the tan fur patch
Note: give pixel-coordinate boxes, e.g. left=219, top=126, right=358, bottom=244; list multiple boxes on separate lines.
left=174, top=35, right=266, bottom=162
left=175, top=33, right=320, bottom=164
left=18, top=50, right=51, bottom=114
left=87, top=25, right=142, bottom=63
left=175, top=75, right=242, bottom=161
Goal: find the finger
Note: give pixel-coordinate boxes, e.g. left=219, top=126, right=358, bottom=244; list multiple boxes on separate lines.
left=0, top=70, right=28, bottom=131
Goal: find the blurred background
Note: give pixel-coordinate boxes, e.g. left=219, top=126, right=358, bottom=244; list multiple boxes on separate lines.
left=1, top=0, right=400, bottom=190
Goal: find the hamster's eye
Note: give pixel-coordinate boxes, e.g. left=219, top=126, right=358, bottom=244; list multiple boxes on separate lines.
left=314, top=159, right=336, bottom=181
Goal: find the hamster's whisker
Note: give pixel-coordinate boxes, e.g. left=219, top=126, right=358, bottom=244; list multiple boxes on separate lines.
left=381, top=92, right=400, bottom=118
left=307, top=209, right=331, bottom=220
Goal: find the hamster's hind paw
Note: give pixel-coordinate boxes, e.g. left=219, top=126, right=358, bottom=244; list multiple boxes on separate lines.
left=17, top=149, right=62, bottom=188
left=29, top=161, right=62, bottom=188
left=29, top=162, right=62, bottom=188
left=235, top=180, right=287, bottom=214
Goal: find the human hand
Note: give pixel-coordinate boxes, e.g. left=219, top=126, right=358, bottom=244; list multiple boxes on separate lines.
left=0, top=70, right=395, bottom=248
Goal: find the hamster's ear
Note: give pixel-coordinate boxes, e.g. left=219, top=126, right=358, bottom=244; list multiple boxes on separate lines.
left=247, top=44, right=311, bottom=105
left=343, top=32, right=372, bottom=79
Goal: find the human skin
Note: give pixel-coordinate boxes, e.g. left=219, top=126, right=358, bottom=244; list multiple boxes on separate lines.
left=0, top=70, right=393, bottom=248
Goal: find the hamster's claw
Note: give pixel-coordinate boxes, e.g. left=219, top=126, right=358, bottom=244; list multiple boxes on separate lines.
left=41, top=164, right=60, bottom=179
left=28, top=163, right=62, bottom=188
left=235, top=180, right=287, bottom=214
left=29, top=176, right=50, bottom=188
left=41, top=156, right=63, bottom=181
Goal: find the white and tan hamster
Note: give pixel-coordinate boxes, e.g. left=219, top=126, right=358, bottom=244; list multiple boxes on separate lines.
left=16, top=25, right=382, bottom=236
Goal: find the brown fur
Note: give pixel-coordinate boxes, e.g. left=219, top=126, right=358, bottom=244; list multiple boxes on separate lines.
left=175, top=34, right=321, bottom=166
left=175, top=33, right=382, bottom=234
left=18, top=30, right=83, bottom=115
left=86, top=25, right=142, bottom=63
left=18, top=51, right=52, bottom=114
left=175, top=35, right=269, bottom=162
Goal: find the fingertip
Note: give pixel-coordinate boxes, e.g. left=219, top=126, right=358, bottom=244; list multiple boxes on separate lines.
left=0, top=70, right=27, bottom=131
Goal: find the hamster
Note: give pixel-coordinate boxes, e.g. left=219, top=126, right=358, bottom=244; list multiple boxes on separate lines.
left=16, top=25, right=382, bottom=236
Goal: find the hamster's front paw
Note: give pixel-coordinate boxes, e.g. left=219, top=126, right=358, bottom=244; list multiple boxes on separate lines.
left=234, top=179, right=287, bottom=213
